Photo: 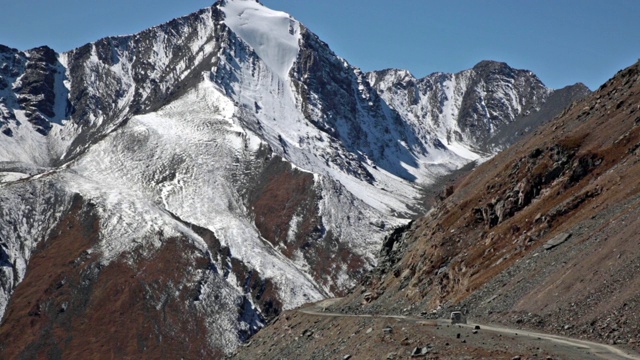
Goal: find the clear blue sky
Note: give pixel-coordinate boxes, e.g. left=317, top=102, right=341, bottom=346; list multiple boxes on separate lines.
left=1, top=0, right=639, bottom=90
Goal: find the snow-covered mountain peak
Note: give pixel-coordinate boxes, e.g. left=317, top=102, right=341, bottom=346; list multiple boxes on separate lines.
left=221, top=0, right=300, bottom=78
left=0, top=1, right=591, bottom=355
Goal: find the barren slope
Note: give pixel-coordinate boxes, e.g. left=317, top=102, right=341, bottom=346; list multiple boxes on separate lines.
left=344, top=60, right=640, bottom=352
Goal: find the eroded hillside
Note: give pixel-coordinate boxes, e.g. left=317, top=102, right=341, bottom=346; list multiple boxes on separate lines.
left=348, top=60, right=640, bottom=351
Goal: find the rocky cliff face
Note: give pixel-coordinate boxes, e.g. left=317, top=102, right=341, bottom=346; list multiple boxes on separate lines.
left=351, top=60, right=640, bottom=351
left=0, top=0, right=587, bottom=355
left=0, top=46, right=64, bottom=136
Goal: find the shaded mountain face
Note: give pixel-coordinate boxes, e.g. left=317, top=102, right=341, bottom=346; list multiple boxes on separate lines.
left=368, top=61, right=590, bottom=154
left=0, top=0, right=587, bottom=355
left=353, top=60, right=640, bottom=351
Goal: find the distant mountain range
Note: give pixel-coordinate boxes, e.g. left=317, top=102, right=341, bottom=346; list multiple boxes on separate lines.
left=0, top=0, right=588, bottom=356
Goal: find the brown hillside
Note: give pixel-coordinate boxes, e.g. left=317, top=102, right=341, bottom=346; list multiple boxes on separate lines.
left=0, top=195, right=227, bottom=359
left=346, top=60, right=640, bottom=350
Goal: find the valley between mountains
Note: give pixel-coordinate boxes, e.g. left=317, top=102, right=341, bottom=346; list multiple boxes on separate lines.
left=0, top=0, right=637, bottom=358
left=235, top=59, right=640, bottom=359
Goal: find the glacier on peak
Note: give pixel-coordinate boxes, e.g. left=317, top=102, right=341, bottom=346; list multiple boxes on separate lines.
left=221, top=0, right=300, bottom=78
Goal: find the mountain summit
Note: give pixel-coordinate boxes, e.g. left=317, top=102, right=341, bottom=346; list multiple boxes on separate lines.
left=0, top=0, right=588, bottom=356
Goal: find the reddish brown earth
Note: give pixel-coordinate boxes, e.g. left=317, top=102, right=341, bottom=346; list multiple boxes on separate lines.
left=248, top=156, right=366, bottom=295
left=0, top=195, right=223, bottom=359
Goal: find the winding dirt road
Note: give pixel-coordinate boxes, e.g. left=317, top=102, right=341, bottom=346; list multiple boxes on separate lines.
left=299, top=298, right=640, bottom=360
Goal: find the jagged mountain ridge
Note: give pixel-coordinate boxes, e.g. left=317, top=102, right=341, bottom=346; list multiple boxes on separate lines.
left=0, top=0, right=587, bottom=356
left=369, top=60, right=590, bottom=155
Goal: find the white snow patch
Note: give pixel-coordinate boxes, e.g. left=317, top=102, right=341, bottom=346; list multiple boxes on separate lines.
left=0, top=172, right=29, bottom=182
left=222, top=0, right=300, bottom=78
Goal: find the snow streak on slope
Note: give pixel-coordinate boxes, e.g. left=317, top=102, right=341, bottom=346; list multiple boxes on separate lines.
left=0, top=174, right=262, bottom=354
left=0, top=48, right=71, bottom=167
left=368, top=69, right=480, bottom=161
left=222, top=0, right=300, bottom=78
left=213, top=14, right=437, bottom=217
left=47, top=6, right=224, bottom=165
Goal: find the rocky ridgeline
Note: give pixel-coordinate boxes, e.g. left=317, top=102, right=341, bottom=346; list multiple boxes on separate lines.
left=0, top=45, right=63, bottom=136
